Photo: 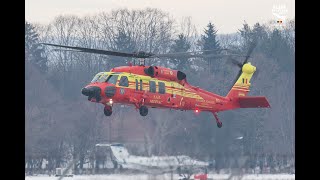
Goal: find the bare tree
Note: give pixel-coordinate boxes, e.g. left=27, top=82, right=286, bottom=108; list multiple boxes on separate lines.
left=97, top=8, right=174, bottom=57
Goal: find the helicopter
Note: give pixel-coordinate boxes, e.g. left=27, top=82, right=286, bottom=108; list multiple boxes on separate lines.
left=42, top=42, right=270, bottom=128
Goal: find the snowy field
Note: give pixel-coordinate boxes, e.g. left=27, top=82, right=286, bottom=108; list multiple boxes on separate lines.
left=25, top=174, right=295, bottom=180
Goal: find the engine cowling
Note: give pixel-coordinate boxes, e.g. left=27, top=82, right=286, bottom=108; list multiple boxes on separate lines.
left=144, top=66, right=186, bottom=81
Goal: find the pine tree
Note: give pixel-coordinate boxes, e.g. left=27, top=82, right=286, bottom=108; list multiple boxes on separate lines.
left=170, top=33, right=191, bottom=70
left=239, top=22, right=268, bottom=53
left=239, top=22, right=253, bottom=52
left=114, top=29, right=136, bottom=52
left=25, top=21, right=48, bottom=73
left=266, top=29, right=294, bottom=71
left=200, top=22, right=221, bottom=73
left=240, top=22, right=294, bottom=72
left=112, top=29, right=136, bottom=66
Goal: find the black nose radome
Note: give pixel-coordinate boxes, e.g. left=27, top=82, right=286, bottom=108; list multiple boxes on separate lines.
left=81, top=87, right=91, bottom=96
left=82, top=86, right=102, bottom=102
left=81, top=86, right=100, bottom=96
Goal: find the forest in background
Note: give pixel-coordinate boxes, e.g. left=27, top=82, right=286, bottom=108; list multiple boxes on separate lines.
left=25, top=8, right=294, bottom=174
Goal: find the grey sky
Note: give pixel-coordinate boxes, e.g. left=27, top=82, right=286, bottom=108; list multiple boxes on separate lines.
left=25, top=0, right=295, bottom=34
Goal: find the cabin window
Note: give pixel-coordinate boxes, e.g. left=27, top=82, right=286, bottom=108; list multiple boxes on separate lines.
left=140, top=79, right=143, bottom=91
left=158, top=82, right=165, bottom=94
left=135, top=79, right=139, bottom=90
left=105, top=75, right=119, bottom=85
left=119, top=76, right=129, bottom=87
left=149, top=81, right=156, bottom=93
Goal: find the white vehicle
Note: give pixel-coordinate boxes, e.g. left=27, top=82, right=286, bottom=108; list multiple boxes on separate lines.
left=96, top=143, right=212, bottom=174
left=55, top=167, right=73, bottom=177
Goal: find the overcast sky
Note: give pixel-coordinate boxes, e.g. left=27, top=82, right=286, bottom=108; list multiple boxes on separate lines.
left=25, top=0, right=295, bottom=34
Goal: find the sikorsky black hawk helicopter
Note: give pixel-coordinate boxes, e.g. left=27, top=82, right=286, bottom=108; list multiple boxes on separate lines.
left=42, top=41, right=269, bottom=128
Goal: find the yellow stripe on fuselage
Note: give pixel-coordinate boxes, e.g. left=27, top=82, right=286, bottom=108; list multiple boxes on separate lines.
left=231, top=87, right=250, bottom=92
left=108, top=72, right=203, bottom=100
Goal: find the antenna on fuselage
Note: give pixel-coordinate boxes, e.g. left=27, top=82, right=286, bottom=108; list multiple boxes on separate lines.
left=133, top=58, right=146, bottom=66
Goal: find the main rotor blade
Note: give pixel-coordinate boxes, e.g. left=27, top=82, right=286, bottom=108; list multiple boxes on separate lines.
left=202, top=53, right=248, bottom=59
left=156, top=53, right=247, bottom=59
left=42, top=43, right=153, bottom=58
left=42, top=43, right=245, bottom=60
left=52, top=49, right=82, bottom=53
left=152, top=49, right=230, bottom=58
left=155, top=53, right=225, bottom=59
left=227, top=57, right=243, bottom=68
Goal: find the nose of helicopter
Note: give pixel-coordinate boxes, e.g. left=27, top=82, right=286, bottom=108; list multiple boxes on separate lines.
left=81, top=87, right=91, bottom=96
left=81, top=86, right=101, bottom=98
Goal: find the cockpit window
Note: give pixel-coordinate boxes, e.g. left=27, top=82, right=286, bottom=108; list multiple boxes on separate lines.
left=91, top=73, right=109, bottom=83
left=106, top=75, right=119, bottom=85
left=97, top=74, right=109, bottom=82
left=91, top=73, right=102, bottom=83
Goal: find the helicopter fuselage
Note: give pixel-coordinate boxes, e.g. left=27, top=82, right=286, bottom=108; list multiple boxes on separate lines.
left=81, top=64, right=270, bottom=128
left=83, top=65, right=238, bottom=113
left=42, top=43, right=270, bottom=128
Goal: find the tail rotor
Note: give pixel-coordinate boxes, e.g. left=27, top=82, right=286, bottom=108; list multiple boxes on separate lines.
left=228, top=41, right=258, bottom=90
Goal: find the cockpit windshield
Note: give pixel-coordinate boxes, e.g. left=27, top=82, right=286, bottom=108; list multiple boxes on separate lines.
left=91, top=73, right=102, bottom=83
left=105, top=75, right=119, bottom=85
left=91, top=72, right=109, bottom=83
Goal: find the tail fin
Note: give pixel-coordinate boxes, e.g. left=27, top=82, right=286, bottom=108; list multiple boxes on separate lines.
left=226, top=62, right=256, bottom=98
left=226, top=62, right=270, bottom=108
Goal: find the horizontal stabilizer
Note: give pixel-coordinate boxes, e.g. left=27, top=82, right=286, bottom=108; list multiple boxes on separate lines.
left=238, top=96, right=270, bottom=108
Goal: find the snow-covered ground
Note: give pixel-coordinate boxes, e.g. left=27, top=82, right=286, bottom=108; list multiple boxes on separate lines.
left=25, top=173, right=295, bottom=180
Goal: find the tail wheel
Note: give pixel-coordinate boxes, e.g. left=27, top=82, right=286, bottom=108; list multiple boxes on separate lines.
left=139, top=106, right=148, bottom=116
left=213, top=112, right=222, bottom=128
left=104, top=106, right=112, bottom=116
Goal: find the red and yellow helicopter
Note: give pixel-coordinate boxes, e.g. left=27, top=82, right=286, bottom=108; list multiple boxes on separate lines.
left=43, top=43, right=270, bottom=128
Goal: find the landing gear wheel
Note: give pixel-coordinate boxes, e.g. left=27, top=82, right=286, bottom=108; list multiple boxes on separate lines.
left=217, top=121, right=222, bottom=128
left=104, top=106, right=112, bottom=116
left=139, top=106, right=148, bottom=116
